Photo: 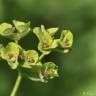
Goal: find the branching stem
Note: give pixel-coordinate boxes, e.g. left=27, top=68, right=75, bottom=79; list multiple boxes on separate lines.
left=39, top=54, right=45, bottom=61
left=10, top=73, right=22, bottom=96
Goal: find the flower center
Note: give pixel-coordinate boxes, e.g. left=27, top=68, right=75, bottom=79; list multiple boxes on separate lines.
left=43, top=43, right=50, bottom=48
left=64, top=38, right=70, bottom=46
left=27, top=57, right=35, bottom=63
left=8, top=53, right=16, bottom=61
left=43, top=40, right=53, bottom=49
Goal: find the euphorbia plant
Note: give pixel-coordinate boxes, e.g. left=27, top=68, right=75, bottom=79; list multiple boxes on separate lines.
left=0, top=20, right=73, bottom=96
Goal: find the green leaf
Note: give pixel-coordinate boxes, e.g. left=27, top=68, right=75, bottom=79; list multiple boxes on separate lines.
left=41, top=62, right=59, bottom=80
left=22, top=50, right=39, bottom=68
left=1, top=42, right=20, bottom=69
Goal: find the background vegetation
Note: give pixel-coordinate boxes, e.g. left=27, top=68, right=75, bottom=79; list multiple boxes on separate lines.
left=0, top=0, right=96, bottom=96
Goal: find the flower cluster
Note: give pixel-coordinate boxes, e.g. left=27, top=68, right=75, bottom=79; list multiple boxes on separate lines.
left=0, top=20, right=73, bottom=82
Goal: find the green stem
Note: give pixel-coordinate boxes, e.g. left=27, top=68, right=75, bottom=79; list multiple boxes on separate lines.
left=15, top=40, right=18, bottom=44
left=13, top=20, right=20, bottom=33
left=10, top=73, right=22, bottom=96
left=55, top=49, right=70, bottom=54
left=39, top=54, right=45, bottom=61
left=54, top=49, right=64, bottom=54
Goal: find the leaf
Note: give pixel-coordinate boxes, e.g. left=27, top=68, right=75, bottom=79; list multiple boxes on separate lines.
left=1, top=42, right=20, bottom=69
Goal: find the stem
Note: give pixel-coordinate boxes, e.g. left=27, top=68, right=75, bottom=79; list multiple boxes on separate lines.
left=15, top=40, right=18, bottom=44
left=54, top=49, right=64, bottom=54
left=13, top=20, right=20, bottom=33
left=10, top=73, right=22, bottom=96
left=55, top=49, right=70, bottom=54
left=39, top=54, right=45, bottom=61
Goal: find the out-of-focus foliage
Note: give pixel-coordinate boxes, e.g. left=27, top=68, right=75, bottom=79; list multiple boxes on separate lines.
left=0, top=0, right=96, bottom=96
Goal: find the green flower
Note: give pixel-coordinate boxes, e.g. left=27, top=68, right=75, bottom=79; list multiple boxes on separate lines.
left=13, top=20, right=26, bottom=33
left=22, top=50, right=39, bottom=68
left=0, top=23, right=14, bottom=36
left=33, top=25, right=58, bottom=54
left=57, top=30, right=73, bottom=53
left=60, top=30, right=73, bottom=48
left=1, top=42, right=20, bottom=69
left=41, top=62, right=58, bottom=80
left=0, top=20, right=31, bottom=41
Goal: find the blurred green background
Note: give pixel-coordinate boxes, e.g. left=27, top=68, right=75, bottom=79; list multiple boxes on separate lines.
left=0, top=0, right=96, bottom=96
